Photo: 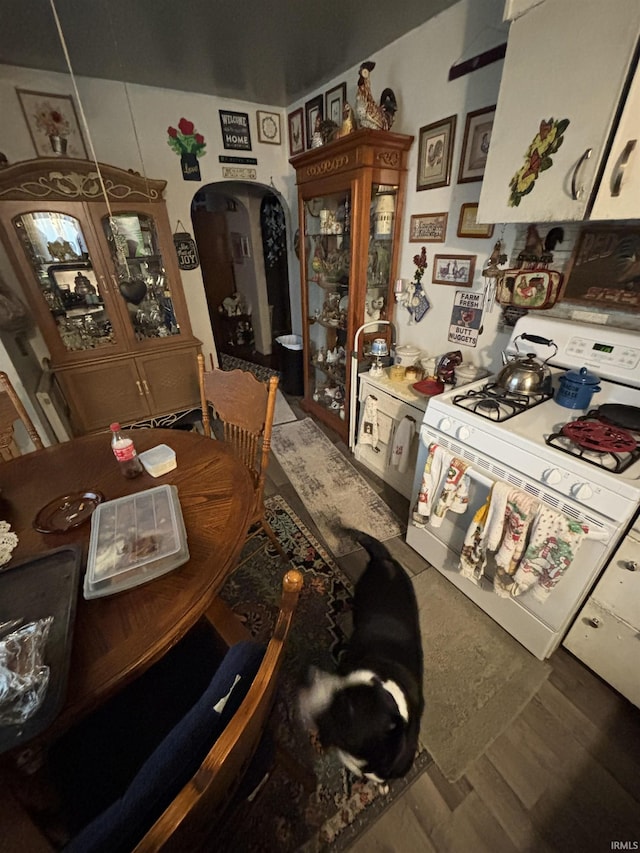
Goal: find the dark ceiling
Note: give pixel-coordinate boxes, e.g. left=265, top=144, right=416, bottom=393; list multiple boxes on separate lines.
left=0, top=0, right=462, bottom=106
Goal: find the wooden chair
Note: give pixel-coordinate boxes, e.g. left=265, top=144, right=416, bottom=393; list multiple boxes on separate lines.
left=197, top=353, right=288, bottom=566
left=13, top=571, right=304, bottom=852
left=0, top=371, right=44, bottom=460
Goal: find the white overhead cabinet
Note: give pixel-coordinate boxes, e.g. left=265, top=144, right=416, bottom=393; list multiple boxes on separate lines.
left=478, top=0, right=640, bottom=223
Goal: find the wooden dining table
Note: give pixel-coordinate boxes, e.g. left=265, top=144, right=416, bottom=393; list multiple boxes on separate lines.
left=0, top=427, right=254, bottom=743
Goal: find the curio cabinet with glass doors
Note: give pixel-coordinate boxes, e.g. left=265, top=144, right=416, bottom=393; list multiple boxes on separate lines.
left=0, top=159, right=201, bottom=434
left=290, top=129, right=413, bottom=440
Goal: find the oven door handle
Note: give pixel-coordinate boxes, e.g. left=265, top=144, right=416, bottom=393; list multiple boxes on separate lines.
left=420, top=433, right=496, bottom=490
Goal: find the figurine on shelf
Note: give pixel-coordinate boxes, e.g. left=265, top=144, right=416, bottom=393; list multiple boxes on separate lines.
left=355, top=61, right=397, bottom=131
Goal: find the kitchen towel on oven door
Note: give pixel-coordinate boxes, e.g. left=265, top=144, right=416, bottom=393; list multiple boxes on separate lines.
left=459, top=484, right=587, bottom=598
left=412, top=444, right=470, bottom=528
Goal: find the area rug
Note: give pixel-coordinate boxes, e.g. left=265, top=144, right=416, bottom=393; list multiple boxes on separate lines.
left=414, top=569, right=552, bottom=782
left=270, top=418, right=402, bottom=556
left=217, top=495, right=432, bottom=852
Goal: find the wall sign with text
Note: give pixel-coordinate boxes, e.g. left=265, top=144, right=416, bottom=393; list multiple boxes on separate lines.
left=219, top=111, right=252, bottom=151
left=448, top=290, right=485, bottom=347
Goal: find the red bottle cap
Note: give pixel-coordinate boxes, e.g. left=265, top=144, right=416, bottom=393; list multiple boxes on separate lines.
left=110, top=423, right=121, bottom=431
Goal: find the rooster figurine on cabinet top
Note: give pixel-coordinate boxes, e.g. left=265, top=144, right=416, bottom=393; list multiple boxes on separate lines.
left=355, top=61, right=397, bottom=131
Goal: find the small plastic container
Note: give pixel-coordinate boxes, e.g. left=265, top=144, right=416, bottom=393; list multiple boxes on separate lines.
left=138, top=444, right=177, bottom=477
left=83, top=485, right=189, bottom=599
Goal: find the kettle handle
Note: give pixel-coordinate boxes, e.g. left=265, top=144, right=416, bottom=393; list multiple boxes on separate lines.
left=514, top=333, right=559, bottom=362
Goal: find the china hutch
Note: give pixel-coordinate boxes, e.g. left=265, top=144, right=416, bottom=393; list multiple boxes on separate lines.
left=0, top=159, right=201, bottom=435
left=290, top=129, right=413, bottom=440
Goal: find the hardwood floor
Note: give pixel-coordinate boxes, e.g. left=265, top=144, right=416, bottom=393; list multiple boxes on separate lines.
left=269, top=396, right=640, bottom=853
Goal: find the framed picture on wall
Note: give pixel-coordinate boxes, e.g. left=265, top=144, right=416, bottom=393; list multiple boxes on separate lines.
left=256, top=110, right=281, bottom=145
left=432, top=254, right=476, bottom=286
left=325, top=82, right=346, bottom=126
left=417, top=115, right=456, bottom=191
left=457, top=105, right=495, bottom=183
left=288, top=107, right=304, bottom=155
left=304, top=94, right=324, bottom=149
left=16, top=89, right=88, bottom=158
left=457, top=203, right=494, bottom=238
left=409, top=212, right=448, bottom=243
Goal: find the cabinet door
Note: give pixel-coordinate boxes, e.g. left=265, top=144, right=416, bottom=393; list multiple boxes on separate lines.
left=303, top=190, right=351, bottom=422
left=91, top=205, right=194, bottom=350
left=589, top=63, right=640, bottom=219
left=56, top=359, right=149, bottom=434
left=1, top=202, right=129, bottom=362
left=478, top=0, right=640, bottom=223
left=136, top=346, right=201, bottom=415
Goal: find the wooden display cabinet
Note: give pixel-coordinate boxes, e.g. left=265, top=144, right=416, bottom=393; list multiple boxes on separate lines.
left=0, top=159, right=201, bottom=434
left=290, top=129, right=413, bottom=440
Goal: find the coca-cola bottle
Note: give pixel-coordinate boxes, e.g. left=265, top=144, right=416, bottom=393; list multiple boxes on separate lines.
left=110, top=423, right=143, bottom=478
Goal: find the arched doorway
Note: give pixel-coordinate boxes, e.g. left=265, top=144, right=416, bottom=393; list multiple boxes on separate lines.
left=190, top=181, right=292, bottom=369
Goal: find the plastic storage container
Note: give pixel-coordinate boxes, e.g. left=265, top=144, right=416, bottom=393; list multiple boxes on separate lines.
left=83, top=485, right=189, bottom=599
left=138, top=444, right=177, bottom=477
left=275, top=334, right=304, bottom=396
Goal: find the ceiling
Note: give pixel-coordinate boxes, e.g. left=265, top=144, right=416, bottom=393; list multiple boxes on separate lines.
left=0, top=0, right=462, bottom=106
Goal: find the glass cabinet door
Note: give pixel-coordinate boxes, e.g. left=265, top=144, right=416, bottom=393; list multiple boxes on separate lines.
left=101, top=212, right=181, bottom=342
left=304, top=191, right=351, bottom=421
left=364, top=183, right=398, bottom=338
left=12, top=211, right=119, bottom=354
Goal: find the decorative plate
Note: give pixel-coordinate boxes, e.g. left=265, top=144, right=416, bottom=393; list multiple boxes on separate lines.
left=34, top=491, right=104, bottom=534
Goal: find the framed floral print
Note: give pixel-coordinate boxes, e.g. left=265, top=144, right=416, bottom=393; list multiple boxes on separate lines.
left=417, top=115, right=456, bottom=191
left=288, top=108, right=304, bottom=155
left=304, top=94, right=324, bottom=149
left=325, top=82, right=346, bottom=126
left=256, top=110, right=281, bottom=145
left=457, top=105, right=495, bottom=184
left=16, top=89, right=87, bottom=158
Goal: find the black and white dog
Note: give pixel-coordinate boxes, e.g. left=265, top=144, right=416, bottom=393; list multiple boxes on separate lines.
left=299, top=530, right=424, bottom=788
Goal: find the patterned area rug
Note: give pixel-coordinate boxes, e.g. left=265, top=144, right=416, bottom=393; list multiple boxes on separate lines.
left=217, top=495, right=432, bottom=852
left=270, top=418, right=402, bottom=557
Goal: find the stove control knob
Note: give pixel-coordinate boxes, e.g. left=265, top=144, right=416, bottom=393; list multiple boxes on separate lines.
left=542, top=468, right=562, bottom=486
left=438, top=418, right=452, bottom=432
left=456, top=426, right=471, bottom=441
left=571, top=482, right=593, bottom=501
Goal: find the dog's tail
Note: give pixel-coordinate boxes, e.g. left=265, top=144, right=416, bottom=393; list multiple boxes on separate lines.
left=342, top=527, right=395, bottom=565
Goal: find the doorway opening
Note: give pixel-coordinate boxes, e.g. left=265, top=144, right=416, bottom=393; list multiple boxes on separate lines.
left=190, top=182, right=292, bottom=370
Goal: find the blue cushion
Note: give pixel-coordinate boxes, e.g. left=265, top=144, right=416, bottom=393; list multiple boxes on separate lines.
left=64, top=640, right=265, bottom=853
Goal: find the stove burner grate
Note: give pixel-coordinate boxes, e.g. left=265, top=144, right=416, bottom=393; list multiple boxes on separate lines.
left=546, top=414, right=639, bottom=474
left=452, top=382, right=552, bottom=422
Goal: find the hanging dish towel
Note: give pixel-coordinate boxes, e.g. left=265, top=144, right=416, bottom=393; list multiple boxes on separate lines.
left=412, top=444, right=451, bottom=526
left=430, top=457, right=470, bottom=528
left=493, top=489, right=540, bottom=597
left=358, top=395, right=379, bottom=450
left=459, top=481, right=510, bottom=583
left=390, top=416, right=415, bottom=473
left=510, top=507, right=587, bottom=601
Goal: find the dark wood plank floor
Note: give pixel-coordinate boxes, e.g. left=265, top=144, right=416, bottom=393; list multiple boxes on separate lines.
left=270, top=395, right=640, bottom=853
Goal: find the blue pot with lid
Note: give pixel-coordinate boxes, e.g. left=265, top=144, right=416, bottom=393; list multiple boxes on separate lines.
left=556, top=366, right=601, bottom=409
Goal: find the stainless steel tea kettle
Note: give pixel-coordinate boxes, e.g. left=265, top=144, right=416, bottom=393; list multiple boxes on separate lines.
left=496, top=333, right=558, bottom=396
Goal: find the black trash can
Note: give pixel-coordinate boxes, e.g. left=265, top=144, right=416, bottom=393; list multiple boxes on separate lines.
left=275, top=334, right=304, bottom=396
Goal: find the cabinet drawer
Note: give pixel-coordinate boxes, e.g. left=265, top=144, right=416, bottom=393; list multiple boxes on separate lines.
left=585, top=534, right=640, bottom=627
left=359, top=381, right=424, bottom=423
left=563, top=599, right=640, bottom=708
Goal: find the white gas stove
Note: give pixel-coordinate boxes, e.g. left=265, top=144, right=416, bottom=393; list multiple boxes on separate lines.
left=407, top=315, right=640, bottom=659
